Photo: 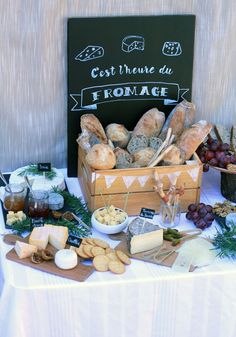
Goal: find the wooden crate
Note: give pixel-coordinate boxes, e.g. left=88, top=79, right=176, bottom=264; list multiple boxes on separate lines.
left=78, top=145, right=203, bottom=215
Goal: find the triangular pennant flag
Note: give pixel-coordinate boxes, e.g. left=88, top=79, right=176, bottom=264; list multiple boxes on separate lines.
left=167, top=171, right=181, bottom=184
left=92, top=173, right=100, bottom=183
left=122, top=176, right=136, bottom=189
left=187, top=167, right=199, bottom=182
left=137, top=175, right=149, bottom=187
left=104, top=175, right=118, bottom=189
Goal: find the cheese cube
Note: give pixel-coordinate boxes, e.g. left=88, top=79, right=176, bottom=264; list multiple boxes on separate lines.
left=15, top=241, right=37, bottom=259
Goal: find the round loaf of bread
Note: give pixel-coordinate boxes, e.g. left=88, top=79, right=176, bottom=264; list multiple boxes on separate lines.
left=114, top=148, right=133, bottom=169
left=106, top=124, right=130, bottom=148
left=86, top=144, right=116, bottom=170
left=133, top=147, right=155, bottom=167
left=127, top=135, right=149, bottom=154
left=132, top=108, right=165, bottom=138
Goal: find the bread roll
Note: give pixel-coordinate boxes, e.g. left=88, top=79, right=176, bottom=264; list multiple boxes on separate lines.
left=114, top=148, right=133, bottom=169
left=161, top=145, right=185, bottom=166
left=85, top=144, right=116, bottom=170
left=132, top=108, right=165, bottom=137
left=127, top=135, right=149, bottom=154
left=80, top=114, right=108, bottom=144
left=176, top=120, right=212, bottom=160
left=106, top=124, right=130, bottom=148
left=182, top=100, right=196, bottom=128
left=133, top=148, right=156, bottom=167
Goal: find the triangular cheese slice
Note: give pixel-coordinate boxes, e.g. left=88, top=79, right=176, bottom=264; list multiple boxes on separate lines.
left=15, top=241, right=37, bottom=259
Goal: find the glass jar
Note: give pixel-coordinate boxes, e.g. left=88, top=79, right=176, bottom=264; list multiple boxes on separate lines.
left=28, top=190, right=49, bottom=218
left=160, top=201, right=181, bottom=228
left=3, top=184, right=26, bottom=212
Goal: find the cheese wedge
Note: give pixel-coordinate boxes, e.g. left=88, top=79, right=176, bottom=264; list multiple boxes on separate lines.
left=29, top=227, right=49, bottom=250
left=15, top=241, right=37, bottom=259
left=45, top=225, right=68, bottom=250
left=29, top=225, right=69, bottom=250
left=130, top=229, right=163, bottom=255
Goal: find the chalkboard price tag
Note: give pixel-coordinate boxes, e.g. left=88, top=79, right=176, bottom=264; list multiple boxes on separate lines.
left=31, top=218, right=45, bottom=229
left=139, top=208, right=155, bottom=219
left=38, top=163, right=51, bottom=172
left=67, top=234, right=82, bottom=248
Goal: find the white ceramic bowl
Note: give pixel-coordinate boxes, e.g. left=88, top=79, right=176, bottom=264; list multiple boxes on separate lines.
left=91, top=207, right=129, bottom=234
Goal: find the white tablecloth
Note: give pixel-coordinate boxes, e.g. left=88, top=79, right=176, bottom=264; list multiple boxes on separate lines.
left=0, top=169, right=236, bottom=337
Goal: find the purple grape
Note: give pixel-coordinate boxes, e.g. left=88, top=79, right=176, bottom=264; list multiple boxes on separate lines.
left=215, top=151, right=225, bottom=161
left=198, top=207, right=208, bottom=218
left=188, top=204, right=197, bottom=212
left=209, top=158, right=218, bottom=167
left=203, top=164, right=210, bottom=172
left=230, top=154, right=236, bottom=164
left=192, top=211, right=200, bottom=220
left=203, top=213, right=214, bottom=222
left=195, top=219, right=207, bottom=230
left=206, top=205, right=213, bottom=212
left=198, top=203, right=206, bottom=209
left=186, top=211, right=193, bottom=220
left=219, top=143, right=230, bottom=152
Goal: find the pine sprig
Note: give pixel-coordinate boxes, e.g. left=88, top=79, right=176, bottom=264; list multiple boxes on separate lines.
left=18, top=164, right=56, bottom=180
left=53, top=188, right=91, bottom=226
left=212, top=224, right=236, bottom=259
left=11, top=218, right=31, bottom=235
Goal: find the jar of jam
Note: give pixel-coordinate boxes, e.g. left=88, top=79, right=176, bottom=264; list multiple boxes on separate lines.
left=3, top=184, right=26, bottom=212
left=28, top=190, right=49, bottom=218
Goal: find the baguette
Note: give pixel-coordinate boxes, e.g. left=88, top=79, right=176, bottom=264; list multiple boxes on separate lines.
left=132, top=108, right=165, bottom=138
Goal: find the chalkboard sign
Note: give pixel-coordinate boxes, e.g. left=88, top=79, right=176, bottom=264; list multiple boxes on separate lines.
left=68, top=15, right=195, bottom=176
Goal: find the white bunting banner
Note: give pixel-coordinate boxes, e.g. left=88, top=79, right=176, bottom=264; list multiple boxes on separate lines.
left=187, top=167, right=199, bottom=182
left=122, top=176, right=137, bottom=189
left=137, top=175, right=149, bottom=187
left=104, top=175, right=118, bottom=189
left=92, top=173, right=100, bottom=183
left=167, top=171, right=182, bottom=184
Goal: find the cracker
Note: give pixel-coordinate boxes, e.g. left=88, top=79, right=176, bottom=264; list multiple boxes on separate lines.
left=105, top=247, right=114, bottom=254
left=108, top=260, right=126, bottom=274
left=116, top=250, right=131, bottom=265
left=93, top=238, right=109, bottom=249
left=106, top=252, right=119, bottom=261
left=76, top=245, right=90, bottom=259
left=83, top=244, right=94, bottom=258
left=93, top=255, right=109, bottom=272
left=92, top=246, right=105, bottom=256
left=85, top=238, right=96, bottom=246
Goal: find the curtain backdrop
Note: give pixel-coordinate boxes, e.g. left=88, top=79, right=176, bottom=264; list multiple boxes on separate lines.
left=0, top=0, right=235, bottom=173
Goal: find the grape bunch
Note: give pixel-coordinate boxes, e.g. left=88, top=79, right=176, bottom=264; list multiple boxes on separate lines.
left=197, top=136, right=236, bottom=172
left=186, top=203, right=214, bottom=230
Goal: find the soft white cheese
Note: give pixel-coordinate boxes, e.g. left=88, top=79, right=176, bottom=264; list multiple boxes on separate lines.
left=54, top=249, right=78, bottom=270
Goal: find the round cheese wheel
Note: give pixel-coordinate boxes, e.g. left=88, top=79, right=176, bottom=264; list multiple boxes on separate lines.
left=54, top=249, right=78, bottom=270
left=9, top=166, right=65, bottom=192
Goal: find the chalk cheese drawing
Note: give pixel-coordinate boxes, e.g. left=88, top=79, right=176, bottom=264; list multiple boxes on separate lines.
left=162, top=42, right=182, bottom=56
left=75, top=45, right=104, bottom=62
left=122, top=35, right=145, bottom=53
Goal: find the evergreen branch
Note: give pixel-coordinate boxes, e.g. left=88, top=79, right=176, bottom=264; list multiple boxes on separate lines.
left=11, top=218, right=31, bottom=236
left=18, top=164, right=56, bottom=180
left=212, top=224, right=236, bottom=259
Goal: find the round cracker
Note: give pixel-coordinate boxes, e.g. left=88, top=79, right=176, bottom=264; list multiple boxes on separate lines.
left=106, top=252, right=119, bottom=261
left=108, top=260, right=126, bottom=274
left=116, top=250, right=131, bottom=265
left=92, top=246, right=105, bottom=256
left=93, top=255, right=109, bottom=272
left=105, top=247, right=114, bottom=254
left=85, top=238, right=96, bottom=246
left=76, top=245, right=90, bottom=259
left=83, top=244, right=94, bottom=258
left=93, top=238, right=109, bottom=249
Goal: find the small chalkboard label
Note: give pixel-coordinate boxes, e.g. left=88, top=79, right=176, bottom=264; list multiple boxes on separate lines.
left=67, top=234, right=82, bottom=248
left=38, top=163, right=51, bottom=172
left=139, top=208, right=155, bottom=219
left=31, top=218, right=45, bottom=229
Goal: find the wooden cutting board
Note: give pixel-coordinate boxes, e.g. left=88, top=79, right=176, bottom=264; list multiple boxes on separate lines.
left=5, top=235, right=95, bottom=282
left=109, top=232, right=197, bottom=270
